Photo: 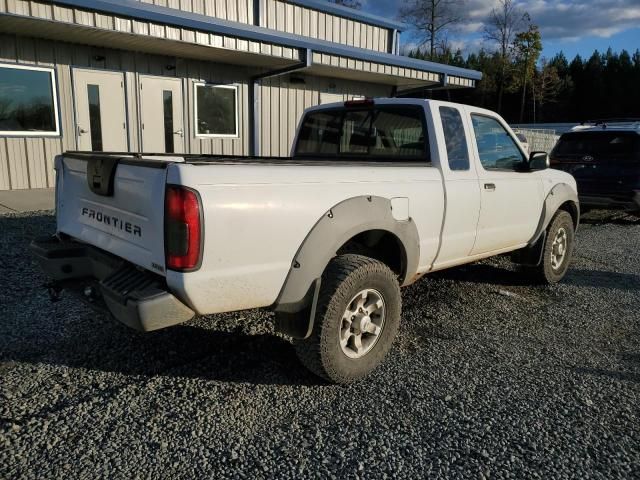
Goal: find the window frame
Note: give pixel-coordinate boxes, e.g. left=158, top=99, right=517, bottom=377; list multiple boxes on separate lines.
left=470, top=113, right=528, bottom=172
left=294, top=105, right=431, bottom=164
left=0, top=62, right=61, bottom=137
left=193, top=82, right=239, bottom=139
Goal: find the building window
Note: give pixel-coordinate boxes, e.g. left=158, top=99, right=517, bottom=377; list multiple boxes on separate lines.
left=194, top=83, right=238, bottom=137
left=0, top=63, right=60, bottom=136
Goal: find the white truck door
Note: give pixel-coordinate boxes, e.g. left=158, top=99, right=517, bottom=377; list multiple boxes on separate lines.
left=467, top=111, right=544, bottom=254
left=429, top=103, right=481, bottom=268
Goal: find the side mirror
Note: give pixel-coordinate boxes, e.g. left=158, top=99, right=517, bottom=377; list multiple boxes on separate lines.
left=528, top=151, right=549, bottom=170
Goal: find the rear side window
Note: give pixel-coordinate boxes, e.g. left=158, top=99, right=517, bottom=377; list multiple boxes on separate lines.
left=295, top=106, right=429, bottom=162
left=439, top=106, right=470, bottom=171
left=471, top=114, right=525, bottom=170
left=553, top=132, right=640, bottom=159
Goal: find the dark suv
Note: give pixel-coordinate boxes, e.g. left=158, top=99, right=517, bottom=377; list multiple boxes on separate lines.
left=550, top=122, right=640, bottom=214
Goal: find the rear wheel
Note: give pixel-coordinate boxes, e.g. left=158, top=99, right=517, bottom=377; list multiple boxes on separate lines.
left=526, top=210, right=575, bottom=284
left=294, top=254, right=401, bottom=384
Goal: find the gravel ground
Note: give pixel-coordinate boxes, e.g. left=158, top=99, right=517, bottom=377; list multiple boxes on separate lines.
left=1, top=210, right=639, bottom=479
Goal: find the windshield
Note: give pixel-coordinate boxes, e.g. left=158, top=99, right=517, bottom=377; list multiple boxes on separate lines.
left=295, top=105, right=429, bottom=162
left=553, top=131, right=640, bottom=160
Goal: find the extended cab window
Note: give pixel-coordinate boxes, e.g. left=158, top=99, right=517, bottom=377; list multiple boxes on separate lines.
left=295, top=105, right=429, bottom=162
left=440, top=106, right=470, bottom=171
left=471, top=115, right=525, bottom=170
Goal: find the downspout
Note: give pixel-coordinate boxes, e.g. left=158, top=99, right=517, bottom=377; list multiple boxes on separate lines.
left=248, top=48, right=312, bottom=156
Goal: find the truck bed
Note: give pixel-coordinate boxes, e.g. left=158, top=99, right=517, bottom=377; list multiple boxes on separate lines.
left=63, top=151, right=430, bottom=167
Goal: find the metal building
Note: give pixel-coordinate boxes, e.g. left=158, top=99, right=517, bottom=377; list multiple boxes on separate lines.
left=0, top=0, right=481, bottom=190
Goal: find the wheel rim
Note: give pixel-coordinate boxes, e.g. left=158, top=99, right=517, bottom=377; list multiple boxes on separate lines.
left=550, top=227, right=568, bottom=270
left=339, top=288, right=386, bottom=359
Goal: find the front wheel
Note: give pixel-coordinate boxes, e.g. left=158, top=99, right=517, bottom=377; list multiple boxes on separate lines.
left=294, top=254, right=401, bottom=384
left=526, top=210, right=575, bottom=284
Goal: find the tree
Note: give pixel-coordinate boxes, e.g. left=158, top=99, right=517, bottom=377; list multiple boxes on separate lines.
left=329, top=0, right=362, bottom=8
left=534, top=60, right=562, bottom=122
left=513, top=24, right=542, bottom=122
left=483, top=0, right=528, bottom=114
left=399, top=0, right=464, bottom=60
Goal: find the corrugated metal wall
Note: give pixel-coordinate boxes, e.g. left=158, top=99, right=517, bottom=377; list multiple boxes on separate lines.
left=261, top=0, right=390, bottom=53
left=133, top=0, right=391, bottom=53
left=0, top=33, right=252, bottom=190
left=258, top=74, right=389, bottom=157
left=1, top=0, right=298, bottom=61
left=137, top=0, right=255, bottom=24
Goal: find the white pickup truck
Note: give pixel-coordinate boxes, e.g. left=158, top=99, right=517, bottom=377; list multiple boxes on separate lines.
left=32, top=98, right=579, bottom=383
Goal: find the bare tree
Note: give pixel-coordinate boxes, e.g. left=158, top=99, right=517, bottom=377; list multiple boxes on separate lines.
left=513, top=24, right=542, bottom=122
left=483, top=0, right=528, bottom=113
left=533, top=59, right=562, bottom=122
left=399, top=0, right=464, bottom=61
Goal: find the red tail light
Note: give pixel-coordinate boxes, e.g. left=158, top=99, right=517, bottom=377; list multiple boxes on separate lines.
left=165, top=185, right=202, bottom=271
left=344, top=98, right=374, bottom=108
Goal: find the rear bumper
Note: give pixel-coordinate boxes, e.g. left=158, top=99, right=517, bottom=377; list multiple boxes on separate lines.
left=30, top=236, right=194, bottom=331
left=579, top=190, right=640, bottom=212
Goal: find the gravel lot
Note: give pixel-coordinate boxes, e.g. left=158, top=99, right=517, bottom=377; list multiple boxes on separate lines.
left=1, top=210, right=639, bottom=479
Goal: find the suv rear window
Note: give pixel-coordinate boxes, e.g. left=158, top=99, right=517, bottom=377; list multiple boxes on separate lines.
left=295, top=105, right=429, bottom=162
left=553, top=132, right=640, bottom=159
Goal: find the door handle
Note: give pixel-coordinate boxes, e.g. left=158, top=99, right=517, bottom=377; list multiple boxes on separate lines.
left=484, top=183, right=496, bottom=191
left=77, top=126, right=88, bottom=135
left=173, top=129, right=184, bottom=137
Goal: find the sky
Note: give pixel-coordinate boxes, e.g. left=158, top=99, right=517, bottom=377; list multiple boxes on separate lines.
left=359, top=0, right=640, bottom=61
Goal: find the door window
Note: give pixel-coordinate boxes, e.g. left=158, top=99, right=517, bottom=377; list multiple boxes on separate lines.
left=440, top=106, right=469, bottom=171
left=163, top=90, right=174, bottom=153
left=87, top=84, right=103, bottom=152
left=471, top=115, right=525, bottom=170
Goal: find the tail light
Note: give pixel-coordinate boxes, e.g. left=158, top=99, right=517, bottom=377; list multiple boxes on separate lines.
left=344, top=98, right=374, bottom=108
left=165, top=185, right=202, bottom=271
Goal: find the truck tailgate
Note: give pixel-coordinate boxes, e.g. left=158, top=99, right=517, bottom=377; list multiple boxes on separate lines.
left=56, top=154, right=175, bottom=276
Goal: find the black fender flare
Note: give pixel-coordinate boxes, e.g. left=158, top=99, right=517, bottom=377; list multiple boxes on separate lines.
left=273, top=195, right=420, bottom=338
left=513, top=183, right=579, bottom=266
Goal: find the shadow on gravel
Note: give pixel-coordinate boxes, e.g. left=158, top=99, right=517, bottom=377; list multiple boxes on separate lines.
left=4, top=314, right=321, bottom=387
left=564, top=269, right=640, bottom=291
left=580, top=210, right=640, bottom=226
left=431, top=263, right=531, bottom=287
left=431, top=262, right=639, bottom=291
left=573, top=352, right=640, bottom=384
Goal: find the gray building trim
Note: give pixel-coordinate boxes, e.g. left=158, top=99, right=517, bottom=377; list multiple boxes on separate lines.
left=281, top=0, right=405, bottom=31
left=249, top=49, right=312, bottom=156
left=50, top=0, right=482, bottom=81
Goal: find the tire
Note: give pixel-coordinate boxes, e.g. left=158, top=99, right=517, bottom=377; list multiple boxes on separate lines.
left=526, top=210, right=575, bottom=284
left=294, top=254, right=401, bottom=384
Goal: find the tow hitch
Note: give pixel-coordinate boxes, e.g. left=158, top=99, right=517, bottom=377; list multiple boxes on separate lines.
left=44, top=282, right=63, bottom=303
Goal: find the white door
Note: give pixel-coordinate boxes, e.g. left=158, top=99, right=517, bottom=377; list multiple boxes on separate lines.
left=468, top=112, right=544, bottom=254
left=139, top=75, right=185, bottom=153
left=73, top=69, right=128, bottom=151
left=431, top=104, right=481, bottom=268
